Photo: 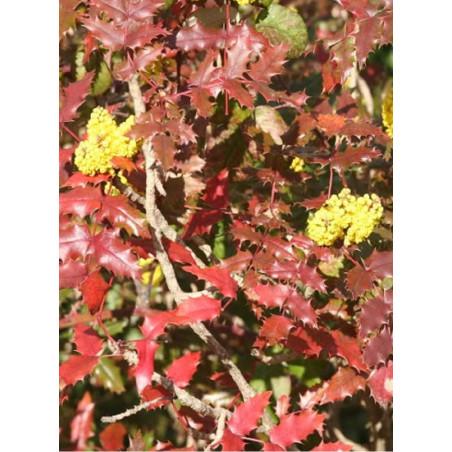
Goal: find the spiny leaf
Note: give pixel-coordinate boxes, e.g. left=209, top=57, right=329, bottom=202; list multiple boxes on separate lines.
left=183, top=265, right=238, bottom=298
left=312, top=441, right=352, bottom=451
left=135, top=339, right=159, bottom=393
left=260, top=315, right=295, bottom=344
left=227, top=391, right=272, bottom=436
left=93, top=358, right=126, bottom=394
left=99, top=423, right=127, bottom=451
left=269, top=411, right=326, bottom=448
left=59, top=71, right=94, bottom=123
left=59, top=260, right=88, bottom=289
left=362, top=326, right=392, bottom=367
left=79, top=269, right=111, bottom=313
left=165, top=351, right=201, bottom=389
left=70, top=391, right=95, bottom=450
left=73, top=323, right=103, bottom=356
left=368, top=360, right=393, bottom=404
left=358, top=296, right=392, bottom=337
left=60, top=355, right=99, bottom=385
left=219, top=429, right=245, bottom=452
left=330, top=329, right=368, bottom=372
left=256, top=4, right=308, bottom=58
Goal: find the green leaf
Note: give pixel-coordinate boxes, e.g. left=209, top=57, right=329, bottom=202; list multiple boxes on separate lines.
left=92, top=61, right=111, bottom=96
left=256, top=4, right=308, bottom=58
left=93, top=358, right=125, bottom=394
left=270, top=375, right=291, bottom=400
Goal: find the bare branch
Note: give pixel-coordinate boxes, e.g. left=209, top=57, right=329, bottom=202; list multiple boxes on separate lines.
left=251, top=349, right=300, bottom=365
left=101, top=396, right=173, bottom=423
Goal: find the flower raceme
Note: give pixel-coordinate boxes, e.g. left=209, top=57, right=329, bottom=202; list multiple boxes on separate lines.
left=74, top=107, right=138, bottom=176
left=382, top=87, right=393, bottom=138
left=290, top=157, right=304, bottom=173
left=306, top=189, right=383, bottom=246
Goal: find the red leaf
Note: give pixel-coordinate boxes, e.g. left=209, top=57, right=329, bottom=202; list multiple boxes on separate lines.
left=164, top=239, right=197, bottom=266
left=366, top=250, right=393, bottom=280
left=59, top=223, right=92, bottom=261
left=176, top=23, right=227, bottom=52
left=347, top=264, right=375, bottom=299
left=358, top=296, right=392, bottom=337
left=74, top=323, right=103, bottom=356
left=165, top=351, right=201, bottom=388
left=174, top=295, right=222, bottom=323
left=152, top=134, right=177, bottom=171
left=340, top=120, right=384, bottom=138
left=114, top=45, right=164, bottom=80
left=264, top=261, right=298, bottom=280
left=285, top=292, right=317, bottom=327
left=110, top=156, right=137, bottom=173
left=363, top=327, right=392, bottom=367
left=250, top=44, right=288, bottom=82
left=287, top=327, right=324, bottom=358
left=227, top=391, right=272, bottom=436
left=299, top=195, right=329, bottom=210
left=89, top=229, right=142, bottom=279
left=82, top=16, right=166, bottom=51
left=299, top=261, right=327, bottom=293
left=276, top=395, right=290, bottom=418
left=262, top=236, right=297, bottom=261
left=70, top=391, right=95, bottom=450
left=331, top=330, right=368, bottom=372
left=183, top=265, right=238, bottom=299
left=99, top=423, right=127, bottom=451
left=312, top=441, right=352, bottom=451
left=91, top=0, right=164, bottom=23
left=60, top=186, right=102, bottom=219
left=60, top=355, right=99, bottom=385
left=142, top=385, right=172, bottom=410
left=260, top=315, right=295, bottom=344
left=80, top=269, right=111, bottom=313
left=317, top=114, right=346, bottom=136
left=60, top=72, right=94, bottom=123
left=219, top=429, right=245, bottom=452
left=135, top=339, right=159, bottom=393
left=62, top=172, right=110, bottom=188
left=222, top=78, right=254, bottom=109
left=300, top=367, right=366, bottom=408
left=220, top=251, right=253, bottom=272
left=59, top=260, right=88, bottom=289
left=329, top=146, right=381, bottom=173
left=322, top=37, right=355, bottom=92
left=270, top=411, right=326, bottom=448
left=368, top=360, right=393, bottom=404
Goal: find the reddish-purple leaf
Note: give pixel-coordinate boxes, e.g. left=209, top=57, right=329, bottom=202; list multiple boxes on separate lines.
left=227, top=391, right=272, bottom=436
left=71, top=391, right=95, bottom=450
left=270, top=411, right=326, bottom=448
left=135, top=339, right=159, bottom=393
left=368, top=360, right=393, bottom=404
left=300, top=367, right=366, bottom=408
left=174, top=295, right=222, bottom=323
left=114, top=45, right=164, bottom=80
left=220, top=251, right=253, bottom=272
left=358, top=296, right=392, bottom=337
left=252, top=283, right=291, bottom=309
left=62, top=172, right=110, bottom=188
left=142, top=385, right=172, bottom=410
left=312, top=441, right=352, bottom=451
left=262, top=236, right=297, bottom=261
left=60, top=72, right=94, bottom=123
left=165, top=351, right=201, bottom=389
left=219, top=429, right=245, bottom=452
left=260, top=315, right=295, bottom=344
left=347, top=263, right=375, bottom=299
left=322, top=37, right=355, bottom=92
left=176, top=23, right=227, bottom=51
left=80, top=269, right=111, bottom=313
left=60, top=355, right=100, bottom=385
left=89, top=229, right=142, bottom=279
left=264, top=261, right=298, bottom=280
left=99, top=423, right=127, bottom=451
left=366, top=251, right=393, bottom=280
left=317, top=114, right=346, bottom=136
left=250, top=44, right=288, bottom=82
left=74, top=323, right=103, bottom=356
left=330, top=146, right=381, bottom=173
left=276, top=395, right=290, bottom=418
left=331, top=330, right=368, bottom=372
left=363, top=327, right=392, bottom=367
left=285, top=292, right=317, bottom=327
left=91, top=0, right=164, bottom=23
left=164, top=239, right=197, bottom=266
left=183, top=265, right=238, bottom=299
left=60, top=186, right=102, bottom=219
left=299, top=261, right=327, bottom=293
left=222, top=78, right=254, bottom=109
left=59, top=260, right=88, bottom=289
left=59, top=223, right=92, bottom=261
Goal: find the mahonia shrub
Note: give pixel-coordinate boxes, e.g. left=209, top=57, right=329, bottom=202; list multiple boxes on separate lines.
left=59, top=0, right=393, bottom=450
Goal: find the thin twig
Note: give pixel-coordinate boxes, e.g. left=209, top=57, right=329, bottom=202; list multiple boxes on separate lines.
left=101, top=396, right=173, bottom=423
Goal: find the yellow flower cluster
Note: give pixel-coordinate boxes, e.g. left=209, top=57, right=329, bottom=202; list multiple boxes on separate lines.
left=290, top=157, right=304, bottom=173
left=382, top=87, right=393, bottom=138
left=74, top=107, right=137, bottom=176
left=235, top=0, right=253, bottom=5
left=306, top=189, right=383, bottom=246
left=138, top=258, right=164, bottom=286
